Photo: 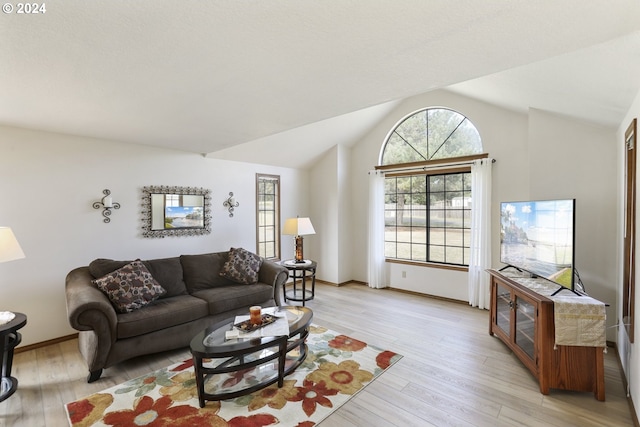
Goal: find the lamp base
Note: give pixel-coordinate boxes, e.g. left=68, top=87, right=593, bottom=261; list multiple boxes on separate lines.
left=294, top=235, right=305, bottom=263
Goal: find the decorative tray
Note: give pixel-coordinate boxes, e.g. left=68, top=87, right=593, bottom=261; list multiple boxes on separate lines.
left=233, top=314, right=278, bottom=332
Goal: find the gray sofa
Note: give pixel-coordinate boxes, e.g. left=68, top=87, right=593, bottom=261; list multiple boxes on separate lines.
left=65, top=251, right=289, bottom=382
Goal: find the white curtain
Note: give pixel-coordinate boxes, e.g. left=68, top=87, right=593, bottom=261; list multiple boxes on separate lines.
left=368, top=170, right=387, bottom=289
left=468, top=158, right=493, bottom=309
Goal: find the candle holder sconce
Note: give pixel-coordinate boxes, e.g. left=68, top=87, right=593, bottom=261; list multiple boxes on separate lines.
left=223, top=192, right=239, bottom=217
left=93, top=189, right=121, bottom=223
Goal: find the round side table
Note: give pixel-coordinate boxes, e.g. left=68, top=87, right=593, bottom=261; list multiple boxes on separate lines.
left=0, top=312, right=27, bottom=402
left=281, top=260, right=317, bottom=307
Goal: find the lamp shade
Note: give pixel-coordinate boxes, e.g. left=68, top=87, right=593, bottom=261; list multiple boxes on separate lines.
left=283, top=217, right=316, bottom=236
left=0, top=227, right=25, bottom=263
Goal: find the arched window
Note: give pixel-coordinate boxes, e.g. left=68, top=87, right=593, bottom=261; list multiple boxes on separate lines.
left=380, top=108, right=483, bottom=267
left=381, top=107, right=482, bottom=165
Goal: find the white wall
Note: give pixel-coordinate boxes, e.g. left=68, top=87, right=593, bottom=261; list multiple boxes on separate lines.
left=0, top=126, right=308, bottom=346
left=308, top=146, right=338, bottom=283
left=307, top=144, right=353, bottom=285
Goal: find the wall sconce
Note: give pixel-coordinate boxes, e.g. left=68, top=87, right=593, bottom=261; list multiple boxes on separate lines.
left=93, top=189, right=121, bottom=223
left=223, top=192, right=239, bottom=217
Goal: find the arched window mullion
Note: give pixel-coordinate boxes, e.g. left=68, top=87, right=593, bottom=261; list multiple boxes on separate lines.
left=393, top=130, right=427, bottom=162
left=430, top=117, right=467, bottom=160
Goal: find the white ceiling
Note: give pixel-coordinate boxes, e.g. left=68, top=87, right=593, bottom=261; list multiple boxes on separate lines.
left=2, top=1, right=640, bottom=168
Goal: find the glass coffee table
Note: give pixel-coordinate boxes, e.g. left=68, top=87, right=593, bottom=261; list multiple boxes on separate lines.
left=189, top=306, right=313, bottom=407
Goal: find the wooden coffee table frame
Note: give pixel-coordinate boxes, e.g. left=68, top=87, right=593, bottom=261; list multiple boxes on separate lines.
left=190, top=306, right=312, bottom=407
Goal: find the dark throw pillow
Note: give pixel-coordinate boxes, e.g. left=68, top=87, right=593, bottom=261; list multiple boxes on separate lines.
left=220, top=247, right=263, bottom=284
left=92, top=260, right=166, bottom=313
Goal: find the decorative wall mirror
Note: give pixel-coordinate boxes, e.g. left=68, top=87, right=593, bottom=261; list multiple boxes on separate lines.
left=141, top=186, right=212, bottom=238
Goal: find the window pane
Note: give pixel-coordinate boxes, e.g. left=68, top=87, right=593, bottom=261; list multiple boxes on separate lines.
left=445, top=210, right=464, bottom=228
left=411, top=227, right=427, bottom=244
left=463, top=209, right=471, bottom=226
left=395, top=242, right=410, bottom=259
left=411, top=243, right=427, bottom=262
left=448, top=190, right=463, bottom=202
left=445, top=175, right=464, bottom=191
left=385, top=225, right=397, bottom=238
left=429, top=175, right=445, bottom=192
left=385, top=241, right=397, bottom=258
left=430, top=210, right=445, bottom=227
left=397, top=208, right=410, bottom=227
left=463, top=173, right=472, bottom=191
left=265, top=244, right=275, bottom=259
left=446, top=246, right=464, bottom=265
left=396, top=227, right=411, bottom=243
left=429, top=245, right=445, bottom=263
left=429, top=228, right=445, bottom=245
left=462, top=229, right=471, bottom=247
left=385, top=210, right=397, bottom=226
left=445, top=229, right=464, bottom=246
left=397, top=176, right=411, bottom=189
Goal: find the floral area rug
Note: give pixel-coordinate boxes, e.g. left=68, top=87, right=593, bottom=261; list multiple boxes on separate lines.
left=65, top=325, right=402, bottom=427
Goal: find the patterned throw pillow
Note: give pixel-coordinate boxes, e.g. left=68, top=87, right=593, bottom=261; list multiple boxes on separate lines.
left=92, top=260, right=166, bottom=313
left=220, top=247, right=263, bottom=284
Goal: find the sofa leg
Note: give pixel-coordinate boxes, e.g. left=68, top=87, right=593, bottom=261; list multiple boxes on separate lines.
left=87, top=369, right=103, bottom=383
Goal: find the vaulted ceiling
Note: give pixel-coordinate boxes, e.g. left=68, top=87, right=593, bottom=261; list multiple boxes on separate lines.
left=2, top=1, right=640, bottom=168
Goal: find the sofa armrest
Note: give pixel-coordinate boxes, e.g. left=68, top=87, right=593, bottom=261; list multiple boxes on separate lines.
left=65, top=266, right=117, bottom=343
left=258, top=260, right=289, bottom=306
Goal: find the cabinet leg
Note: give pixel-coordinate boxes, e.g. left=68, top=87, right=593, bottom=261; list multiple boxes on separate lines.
left=594, top=349, right=605, bottom=401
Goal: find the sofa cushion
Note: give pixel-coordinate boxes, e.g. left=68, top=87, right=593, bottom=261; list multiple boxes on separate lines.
left=143, top=257, right=188, bottom=298
left=89, top=257, right=187, bottom=298
left=116, top=294, right=209, bottom=339
left=180, top=252, right=237, bottom=293
left=192, top=283, right=274, bottom=314
left=220, top=247, right=263, bottom=284
left=92, top=260, right=166, bottom=313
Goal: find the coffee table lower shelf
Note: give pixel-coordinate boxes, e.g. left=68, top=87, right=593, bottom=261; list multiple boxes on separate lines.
left=190, top=306, right=312, bottom=407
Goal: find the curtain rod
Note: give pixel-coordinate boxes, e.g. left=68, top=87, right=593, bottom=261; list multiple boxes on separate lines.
left=370, top=158, right=495, bottom=174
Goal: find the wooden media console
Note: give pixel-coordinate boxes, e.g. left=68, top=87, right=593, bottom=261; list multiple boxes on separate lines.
left=488, top=269, right=606, bottom=401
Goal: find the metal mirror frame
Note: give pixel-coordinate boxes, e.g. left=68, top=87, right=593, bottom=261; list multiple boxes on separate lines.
left=141, top=185, right=212, bottom=238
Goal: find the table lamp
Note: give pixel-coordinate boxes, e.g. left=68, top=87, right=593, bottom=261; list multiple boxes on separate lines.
left=0, top=227, right=25, bottom=324
left=283, top=217, right=315, bottom=263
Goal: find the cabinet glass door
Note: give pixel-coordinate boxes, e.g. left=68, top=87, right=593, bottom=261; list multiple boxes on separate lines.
left=495, top=283, right=511, bottom=336
left=515, top=296, right=535, bottom=360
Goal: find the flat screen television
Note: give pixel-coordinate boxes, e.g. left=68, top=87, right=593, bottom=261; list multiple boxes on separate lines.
left=500, top=198, right=575, bottom=291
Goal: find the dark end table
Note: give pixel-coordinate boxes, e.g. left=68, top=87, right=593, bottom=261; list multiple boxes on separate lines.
left=281, top=260, right=317, bottom=306
left=0, top=312, right=26, bottom=403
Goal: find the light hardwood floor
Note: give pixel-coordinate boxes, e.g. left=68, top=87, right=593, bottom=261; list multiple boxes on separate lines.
left=1, top=283, right=635, bottom=427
